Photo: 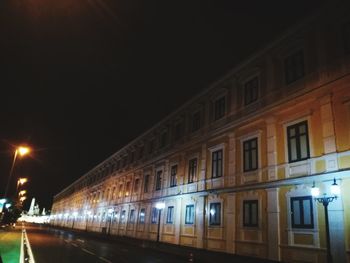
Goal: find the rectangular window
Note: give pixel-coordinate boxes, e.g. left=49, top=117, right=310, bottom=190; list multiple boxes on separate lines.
left=285, top=50, right=305, bottom=84
left=244, top=76, right=259, bottom=105
left=214, top=96, right=226, bottom=120
left=151, top=207, right=158, bottom=224
left=134, top=179, right=140, bottom=192
left=291, top=196, right=314, bottom=229
left=125, top=181, right=131, bottom=196
left=174, top=122, right=184, bottom=141
left=185, top=205, right=195, bottom=224
left=212, top=149, right=223, bottom=178
left=192, top=111, right=201, bottom=132
left=129, top=209, right=135, bottom=223
left=243, top=200, right=258, bottom=227
left=188, top=158, right=197, bottom=183
left=144, top=174, right=150, bottom=193
left=170, top=165, right=177, bottom=187
left=166, top=206, right=174, bottom=224
left=155, top=171, right=162, bottom=191
left=243, top=138, right=258, bottom=172
left=209, top=203, right=221, bottom=226
left=139, top=208, right=145, bottom=224
left=121, top=210, right=126, bottom=223
left=287, top=121, right=310, bottom=163
left=160, top=131, right=168, bottom=148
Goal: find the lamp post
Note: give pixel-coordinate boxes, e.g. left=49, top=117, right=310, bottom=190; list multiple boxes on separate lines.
left=155, top=202, right=165, bottom=242
left=311, top=178, right=340, bottom=263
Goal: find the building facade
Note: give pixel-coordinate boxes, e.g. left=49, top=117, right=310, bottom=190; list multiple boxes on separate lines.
left=51, top=2, right=350, bottom=262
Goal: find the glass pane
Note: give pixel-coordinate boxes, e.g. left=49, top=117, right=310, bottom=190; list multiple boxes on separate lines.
left=251, top=149, right=257, bottom=169
left=293, top=200, right=300, bottom=225
left=299, top=124, right=306, bottom=134
left=290, top=138, right=297, bottom=161
left=289, top=127, right=295, bottom=137
left=244, top=152, right=250, bottom=170
left=218, top=160, right=222, bottom=177
left=300, top=135, right=308, bottom=159
left=303, top=199, right=311, bottom=225
left=244, top=203, right=249, bottom=225
left=251, top=139, right=256, bottom=148
left=251, top=203, right=257, bottom=225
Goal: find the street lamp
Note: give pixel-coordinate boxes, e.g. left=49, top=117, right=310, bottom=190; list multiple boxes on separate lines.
left=311, top=178, right=341, bottom=263
left=107, top=208, right=114, bottom=235
left=155, top=202, right=165, bottom=242
left=4, top=146, right=31, bottom=198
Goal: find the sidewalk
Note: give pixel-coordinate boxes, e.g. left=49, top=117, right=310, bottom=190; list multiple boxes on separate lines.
left=0, top=227, right=21, bottom=263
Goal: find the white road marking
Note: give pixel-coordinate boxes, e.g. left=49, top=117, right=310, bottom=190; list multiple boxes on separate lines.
left=76, top=239, right=85, bottom=243
left=81, top=248, right=95, bottom=255
left=64, top=239, right=70, bottom=243
left=72, top=243, right=78, bottom=247
left=23, top=228, right=36, bottom=263
left=99, top=256, right=112, bottom=263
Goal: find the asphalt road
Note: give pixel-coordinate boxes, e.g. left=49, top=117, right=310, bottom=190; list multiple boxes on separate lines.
left=25, top=224, right=185, bottom=263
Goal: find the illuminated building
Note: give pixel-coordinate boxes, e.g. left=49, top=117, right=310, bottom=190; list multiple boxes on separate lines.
left=51, top=3, right=350, bottom=262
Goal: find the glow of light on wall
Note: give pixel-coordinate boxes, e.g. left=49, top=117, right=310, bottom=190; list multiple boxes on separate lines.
left=210, top=209, right=216, bottom=216
left=155, top=202, right=165, bottom=210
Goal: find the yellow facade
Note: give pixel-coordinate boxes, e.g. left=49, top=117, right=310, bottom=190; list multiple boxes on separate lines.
left=51, top=3, right=350, bottom=262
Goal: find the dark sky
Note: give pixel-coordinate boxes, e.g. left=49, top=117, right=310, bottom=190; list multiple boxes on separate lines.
left=0, top=0, right=327, bottom=211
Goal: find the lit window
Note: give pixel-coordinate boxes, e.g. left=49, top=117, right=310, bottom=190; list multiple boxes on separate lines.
left=125, top=181, right=131, bottom=196
left=244, top=76, right=259, bottom=105
left=209, top=203, right=221, bottom=226
left=139, top=208, right=145, bottom=224
left=243, top=200, right=258, bottom=227
left=166, top=206, right=174, bottom=224
left=287, top=121, right=310, bottom=163
left=214, top=96, right=226, bottom=120
left=212, top=149, right=223, bottom=178
left=185, top=205, right=195, bottom=224
left=151, top=207, right=158, bottom=224
left=121, top=210, right=126, bottom=223
left=291, top=196, right=314, bottom=229
left=285, top=50, right=304, bottom=84
left=188, top=158, right=197, bottom=183
left=170, top=165, right=177, bottom=187
left=243, top=138, right=258, bottom=172
left=129, top=209, right=135, bottom=223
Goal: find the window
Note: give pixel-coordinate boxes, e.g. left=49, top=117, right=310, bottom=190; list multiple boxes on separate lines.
left=118, top=184, right=123, bottom=198
left=149, top=140, right=155, bottom=154
left=125, top=182, right=131, bottom=196
left=243, top=138, right=258, bottom=172
left=174, top=122, right=184, bottom=141
left=134, top=179, right=140, bottom=192
left=170, top=165, right=177, bottom=187
left=139, top=208, right=145, bottom=223
left=166, top=206, right=174, bottom=224
left=188, top=158, right=197, bottom=183
left=192, top=111, right=201, bottom=132
left=160, top=131, right=168, bottom=148
left=244, top=77, right=259, bottom=105
left=287, top=121, right=310, bottom=163
left=214, top=96, right=226, bottom=120
left=144, top=174, right=150, bottom=193
left=285, top=50, right=304, bottom=84
left=342, top=21, right=350, bottom=53
left=138, top=145, right=144, bottom=160
left=129, top=209, right=135, bottom=223
left=185, top=205, right=195, bottom=224
left=291, top=196, right=314, bottom=229
left=151, top=207, right=158, bottom=224
left=212, top=149, right=223, bottom=178
left=243, top=200, right=258, bottom=227
left=121, top=210, right=126, bottom=223
left=155, top=171, right=162, bottom=191
left=209, top=203, right=221, bottom=226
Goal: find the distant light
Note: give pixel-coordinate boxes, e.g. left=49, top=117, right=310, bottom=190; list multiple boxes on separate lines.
left=0, top=199, right=6, bottom=205
left=155, top=202, right=165, bottom=210
left=72, top=212, right=78, bottom=217
left=5, top=203, right=11, bottom=209
left=311, top=181, right=320, bottom=197
left=108, top=208, right=114, bottom=214
left=18, top=178, right=28, bottom=185
left=64, top=213, right=69, bottom=218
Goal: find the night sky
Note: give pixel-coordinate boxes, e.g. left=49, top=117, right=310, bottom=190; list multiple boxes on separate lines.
left=0, top=0, right=326, bottom=211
